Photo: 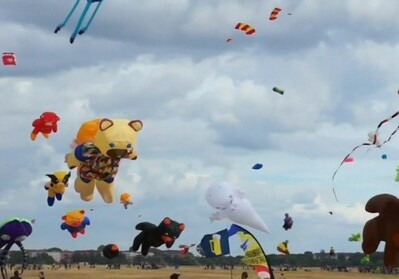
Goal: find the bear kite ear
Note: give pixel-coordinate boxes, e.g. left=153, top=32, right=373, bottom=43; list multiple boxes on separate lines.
left=163, top=217, right=172, bottom=226
left=79, top=210, right=85, bottom=214
left=99, top=119, right=114, bottom=131
left=178, top=224, right=185, bottom=231
left=62, top=215, right=66, bottom=220
left=128, top=120, right=143, bottom=132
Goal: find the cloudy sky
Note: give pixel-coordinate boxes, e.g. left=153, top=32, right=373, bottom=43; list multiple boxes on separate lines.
left=1, top=0, right=399, bottom=258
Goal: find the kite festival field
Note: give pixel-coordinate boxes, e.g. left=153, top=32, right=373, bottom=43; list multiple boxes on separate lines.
left=17, top=266, right=392, bottom=279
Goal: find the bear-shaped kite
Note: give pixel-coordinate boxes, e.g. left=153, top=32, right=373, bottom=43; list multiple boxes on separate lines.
left=362, top=193, right=399, bottom=267
left=130, top=217, right=185, bottom=256
left=65, top=118, right=143, bottom=203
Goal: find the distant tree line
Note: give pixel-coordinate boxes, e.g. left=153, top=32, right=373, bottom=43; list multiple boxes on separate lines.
left=5, top=248, right=385, bottom=268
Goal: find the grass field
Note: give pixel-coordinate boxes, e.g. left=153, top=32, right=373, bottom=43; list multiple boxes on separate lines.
left=14, top=266, right=394, bottom=279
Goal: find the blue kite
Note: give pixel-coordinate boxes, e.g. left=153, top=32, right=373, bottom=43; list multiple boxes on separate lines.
left=55, top=0, right=105, bottom=44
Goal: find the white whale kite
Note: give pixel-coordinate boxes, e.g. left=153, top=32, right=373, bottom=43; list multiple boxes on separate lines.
left=205, top=181, right=268, bottom=233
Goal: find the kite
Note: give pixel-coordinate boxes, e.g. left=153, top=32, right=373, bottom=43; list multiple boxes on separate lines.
left=226, top=38, right=233, bottom=43
left=54, top=0, right=105, bottom=44
left=277, top=240, right=289, bottom=255
left=0, top=218, right=33, bottom=279
left=348, top=232, right=361, bottom=242
left=396, top=167, right=399, bottom=182
left=235, top=23, right=256, bottom=35
left=206, top=181, right=269, bottom=233
left=102, top=244, right=119, bottom=259
left=282, top=213, right=293, bottom=230
left=130, top=217, right=185, bottom=256
left=120, top=192, right=133, bottom=209
left=31, top=112, right=60, bottom=141
left=362, top=193, right=399, bottom=267
left=2, top=53, right=16, bottom=66
left=60, top=209, right=90, bottom=238
left=344, top=157, right=354, bottom=163
left=44, top=171, right=71, bottom=206
left=252, top=163, right=263, bottom=170
left=198, top=224, right=275, bottom=279
left=333, top=109, right=399, bottom=181
left=382, top=154, right=387, bottom=159
left=269, top=8, right=282, bottom=21
left=65, top=118, right=143, bottom=203
left=178, top=244, right=196, bottom=256
left=272, top=87, right=284, bottom=95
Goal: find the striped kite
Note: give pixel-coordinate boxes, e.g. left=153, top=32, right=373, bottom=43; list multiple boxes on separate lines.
left=269, top=8, right=282, bottom=21
left=235, top=23, right=256, bottom=35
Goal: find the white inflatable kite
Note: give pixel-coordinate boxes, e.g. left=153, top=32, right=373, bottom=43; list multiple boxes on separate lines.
left=205, top=181, right=268, bottom=233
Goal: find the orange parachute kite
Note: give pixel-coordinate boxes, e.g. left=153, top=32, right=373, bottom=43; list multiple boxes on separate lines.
left=235, top=23, right=256, bottom=35
left=269, top=7, right=282, bottom=21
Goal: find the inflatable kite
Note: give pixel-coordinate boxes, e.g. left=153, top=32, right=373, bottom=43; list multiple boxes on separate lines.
left=130, top=217, right=185, bottom=256
left=282, top=213, right=293, bottom=230
left=44, top=171, right=71, bottom=206
left=348, top=232, right=361, bottom=242
left=65, top=118, right=143, bottom=203
left=31, top=112, right=60, bottom=141
left=0, top=217, right=33, bottom=278
left=277, top=240, right=289, bottom=255
left=178, top=244, right=195, bottom=256
left=206, top=181, right=269, bottom=233
left=60, top=209, right=90, bottom=238
left=198, top=224, right=275, bottom=279
left=2, top=52, right=16, bottom=66
left=362, top=193, right=399, bottom=267
left=102, top=244, right=119, bottom=259
left=120, top=192, right=133, bottom=209
left=54, top=0, right=105, bottom=44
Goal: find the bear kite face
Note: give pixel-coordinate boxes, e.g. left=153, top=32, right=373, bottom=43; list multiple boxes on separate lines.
left=94, top=118, right=143, bottom=160
left=62, top=209, right=86, bottom=227
left=158, top=217, right=185, bottom=245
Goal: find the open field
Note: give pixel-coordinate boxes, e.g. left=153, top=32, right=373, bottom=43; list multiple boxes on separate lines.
left=15, top=266, right=396, bottom=279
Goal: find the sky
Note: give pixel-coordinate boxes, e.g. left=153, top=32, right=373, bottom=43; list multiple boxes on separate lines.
left=1, top=0, right=399, bottom=257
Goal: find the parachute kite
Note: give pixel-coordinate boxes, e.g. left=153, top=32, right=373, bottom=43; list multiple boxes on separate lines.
left=31, top=112, right=60, bottom=141
left=206, top=181, right=269, bottom=233
left=348, top=232, right=361, bottom=242
left=54, top=0, right=105, bottom=44
left=102, top=244, right=120, bottom=259
left=198, top=224, right=275, bottom=279
left=277, top=240, right=289, bottom=255
left=269, top=8, right=282, bottom=21
left=178, top=244, right=196, bottom=256
left=0, top=217, right=33, bottom=278
left=120, top=192, right=133, bottom=209
left=2, top=52, right=16, bottom=66
left=252, top=163, right=263, bottom=170
left=235, top=23, right=256, bottom=35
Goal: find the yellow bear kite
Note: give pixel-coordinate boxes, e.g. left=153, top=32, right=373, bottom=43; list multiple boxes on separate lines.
left=66, top=118, right=143, bottom=203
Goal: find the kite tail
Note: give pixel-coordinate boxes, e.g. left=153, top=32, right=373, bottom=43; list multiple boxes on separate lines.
left=70, top=0, right=92, bottom=43
left=15, top=242, right=27, bottom=274
left=55, top=0, right=81, bottom=33
left=332, top=187, right=339, bottom=203
left=78, top=0, right=104, bottom=35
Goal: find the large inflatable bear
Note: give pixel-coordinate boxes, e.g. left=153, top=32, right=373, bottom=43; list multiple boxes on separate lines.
left=66, top=118, right=143, bottom=203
